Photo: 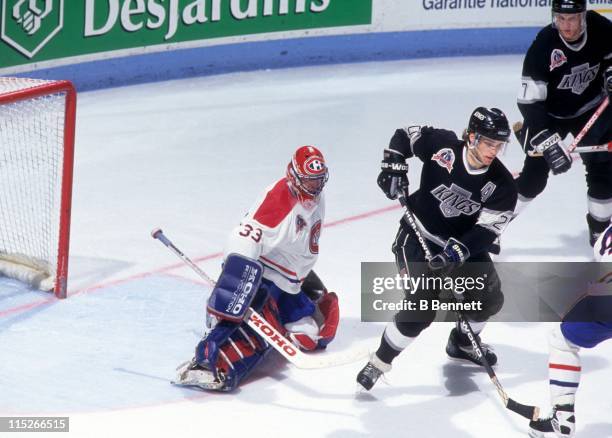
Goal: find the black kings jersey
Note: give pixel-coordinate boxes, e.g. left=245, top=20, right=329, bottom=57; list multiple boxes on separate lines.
left=518, top=11, right=612, bottom=136
left=388, top=126, right=517, bottom=255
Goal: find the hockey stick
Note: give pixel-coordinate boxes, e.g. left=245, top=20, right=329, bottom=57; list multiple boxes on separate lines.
left=151, top=228, right=368, bottom=369
left=567, top=96, right=609, bottom=154
left=527, top=141, right=612, bottom=157
left=524, top=96, right=610, bottom=157
left=396, top=191, right=540, bottom=421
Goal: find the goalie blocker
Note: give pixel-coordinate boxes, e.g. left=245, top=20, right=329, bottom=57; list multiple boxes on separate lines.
left=177, top=253, right=340, bottom=391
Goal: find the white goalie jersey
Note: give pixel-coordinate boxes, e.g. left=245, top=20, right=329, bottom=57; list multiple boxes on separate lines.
left=224, top=178, right=325, bottom=294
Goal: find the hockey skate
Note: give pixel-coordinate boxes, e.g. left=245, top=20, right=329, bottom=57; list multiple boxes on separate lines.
left=528, top=405, right=575, bottom=438
left=172, top=359, right=226, bottom=391
left=446, top=328, right=497, bottom=367
left=356, top=354, right=391, bottom=391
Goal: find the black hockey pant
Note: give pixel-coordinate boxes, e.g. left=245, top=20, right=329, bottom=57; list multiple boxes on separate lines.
left=515, top=104, right=612, bottom=202
left=389, top=224, right=504, bottom=339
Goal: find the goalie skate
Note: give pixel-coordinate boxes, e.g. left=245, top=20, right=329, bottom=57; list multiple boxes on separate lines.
left=171, top=360, right=226, bottom=391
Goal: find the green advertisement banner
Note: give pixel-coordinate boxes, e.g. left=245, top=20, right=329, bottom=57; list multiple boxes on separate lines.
left=0, top=0, right=372, bottom=69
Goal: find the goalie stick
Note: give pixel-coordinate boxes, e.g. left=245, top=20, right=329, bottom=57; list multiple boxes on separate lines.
left=397, top=190, right=540, bottom=421
left=151, top=228, right=368, bottom=370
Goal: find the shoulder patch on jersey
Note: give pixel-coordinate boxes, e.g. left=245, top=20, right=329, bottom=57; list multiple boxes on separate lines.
left=296, top=215, right=307, bottom=233
left=431, top=148, right=455, bottom=174
left=480, top=181, right=497, bottom=203
left=253, top=178, right=297, bottom=228
left=549, top=48, right=567, bottom=71
left=404, top=125, right=422, bottom=144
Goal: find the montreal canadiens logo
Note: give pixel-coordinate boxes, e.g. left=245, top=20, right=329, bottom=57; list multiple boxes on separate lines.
left=304, top=157, right=325, bottom=175
left=550, top=49, right=567, bottom=72
left=309, top=220, right=321, bottom=254
left=431, top=148, right=455, bottom=174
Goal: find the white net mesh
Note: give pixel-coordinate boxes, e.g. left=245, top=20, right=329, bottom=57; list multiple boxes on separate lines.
left=0, top=77, right=68, bottom=291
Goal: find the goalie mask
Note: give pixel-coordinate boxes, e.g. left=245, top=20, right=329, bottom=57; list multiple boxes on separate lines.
left=286, top=145, right=329, bottom=204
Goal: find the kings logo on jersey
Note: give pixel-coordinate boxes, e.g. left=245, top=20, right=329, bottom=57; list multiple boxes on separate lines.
left=558, top=63, right=600, bottom=95
left=549, top=49, right=567, bottom=72
left=431, top=184, right=480, bottom=218
left=431, top=148, right=455, bottom=174
left=309, top=221, right=321, bottom=254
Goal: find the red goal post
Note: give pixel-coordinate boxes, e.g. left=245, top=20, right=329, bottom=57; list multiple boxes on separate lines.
left=0, top=78, right=76, bottom=299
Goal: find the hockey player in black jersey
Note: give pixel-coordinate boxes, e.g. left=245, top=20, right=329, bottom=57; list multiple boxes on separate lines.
left=515, top=0, right=612, bottom=246
left=356, top=107, right=517, bottom=391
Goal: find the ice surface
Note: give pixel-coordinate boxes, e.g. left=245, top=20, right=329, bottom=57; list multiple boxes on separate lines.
left=1, top=56, right=610, bottom=437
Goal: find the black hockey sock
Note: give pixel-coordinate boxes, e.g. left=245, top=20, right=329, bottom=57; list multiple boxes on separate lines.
left=586, top=213, right=610, bottom=246
left=375, top=335, right=402, bottom=365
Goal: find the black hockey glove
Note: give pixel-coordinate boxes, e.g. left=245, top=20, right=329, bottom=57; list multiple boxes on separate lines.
left=605, top=66, right=612, bottom=95
left=377, top=149, right=408, bottom=200
left=531, top=129, right=572, bottom=175
left=428, top=238, right=470, bottom=275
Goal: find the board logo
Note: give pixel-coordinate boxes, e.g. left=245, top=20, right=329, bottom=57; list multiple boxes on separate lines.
left=1, top=0, right=64, bottom=58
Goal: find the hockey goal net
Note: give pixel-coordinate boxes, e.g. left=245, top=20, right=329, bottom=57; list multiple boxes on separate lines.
left=0, top=77, right=76, bottom=298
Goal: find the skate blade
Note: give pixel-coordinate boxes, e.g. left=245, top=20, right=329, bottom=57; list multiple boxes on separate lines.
left=527, top=429, right=552, bottom=438
left=173, top=362, right=225, bottom=391
left=171, top=379, right=225, bottom=391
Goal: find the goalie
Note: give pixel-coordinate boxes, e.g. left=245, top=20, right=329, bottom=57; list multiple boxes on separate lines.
left=175, top=145, right=339, bottom=391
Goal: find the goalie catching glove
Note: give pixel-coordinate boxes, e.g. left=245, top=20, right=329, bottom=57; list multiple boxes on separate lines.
left=286, top=290, right=339, bottom=350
